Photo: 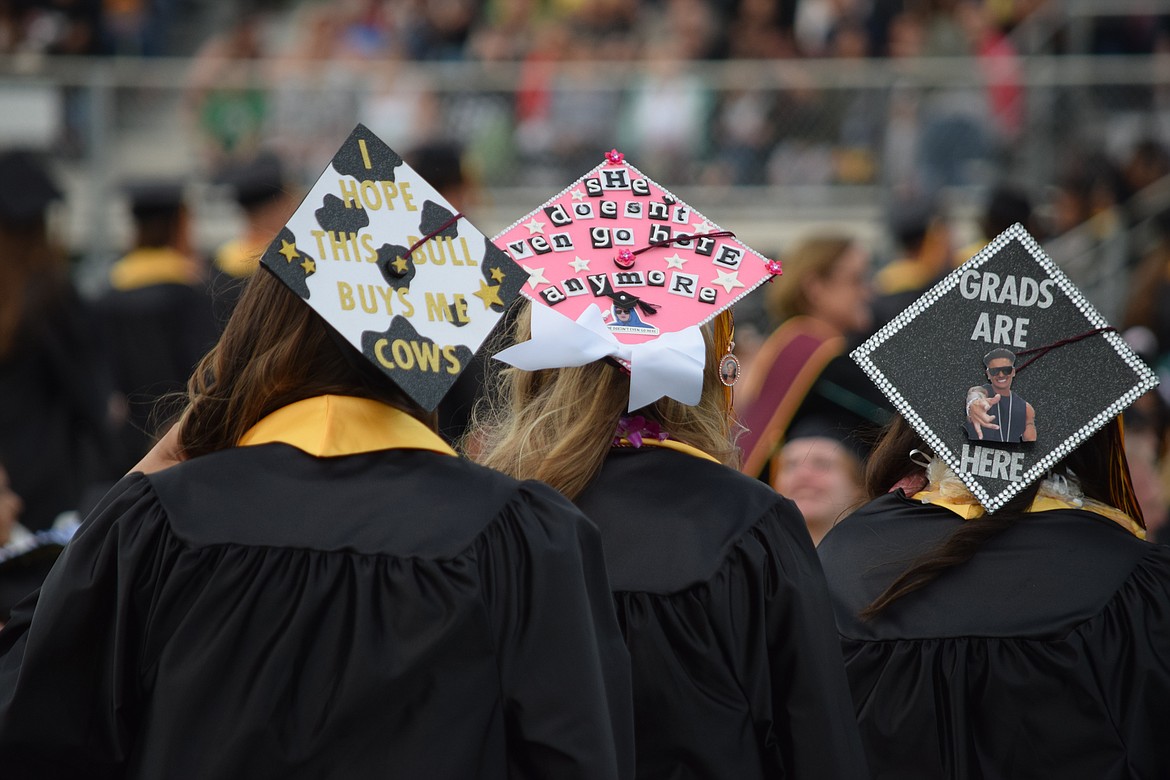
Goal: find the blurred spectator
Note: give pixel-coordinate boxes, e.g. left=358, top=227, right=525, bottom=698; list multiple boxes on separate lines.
left=774, top=415, right=866, bottom=544
left=954, top=181, right=1036, bottom=266
left=95, top=179, right=218, bottom=472
left=359, top=46, right=441, bottom=156
left=185, top=10, right=271, bottom=171
left=738, top=233, right=890, bottom=481
left=0, top=149, right=119, bottom=532
left=266, top=3, right=363, bottom=180
left=955, top=0, right=1024, bottom=145
left=620, top=35, right=712, bottom=181
left=0, top=461, right=72, bottom=629
left=210, top=150, right=300, bottom=324
left=872, top=193, right=953, bottom=329
left=1044, top=151, right=1130, bottom=322
left=1124, top=208, right=1170, bottom=380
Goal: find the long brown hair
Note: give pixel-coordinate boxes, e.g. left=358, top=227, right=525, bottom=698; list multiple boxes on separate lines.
left=179, top=267, right=428, bottom=458
left=471, top=302, right=739, bottom=500
left=0, top=218, right=68, bottom=358
left=859, top=414, right=1145, bottom=619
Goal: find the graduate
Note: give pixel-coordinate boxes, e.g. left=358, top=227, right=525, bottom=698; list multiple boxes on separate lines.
left=818, top=224, right=1169, bottom=778
left=0, top=126, right=634, bottom=779
left=474, top=149, right=868, bottom=779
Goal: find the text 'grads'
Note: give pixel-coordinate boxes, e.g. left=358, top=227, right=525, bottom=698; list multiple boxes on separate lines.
left=0, top=125, right=635, bottom=779
left=473, top=148, right=869, bottom=779
left=817, top=223, right=1168, bottom=778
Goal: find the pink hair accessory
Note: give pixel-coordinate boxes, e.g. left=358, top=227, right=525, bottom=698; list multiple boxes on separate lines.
left=613, top=415, right=668, bottom=448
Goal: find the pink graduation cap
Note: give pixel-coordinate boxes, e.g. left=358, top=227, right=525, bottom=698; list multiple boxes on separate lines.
left=493, top=149, right=781, bottom=410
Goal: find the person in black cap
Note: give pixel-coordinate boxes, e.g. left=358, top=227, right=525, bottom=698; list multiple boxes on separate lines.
left=0, top=149, right=120, bottom=532
left=94, top=177, right=219, bottom=472
left=210, top=150, right=300, bottom=325
left=818, top=225, right=1169, bottom=778
left=774, top=416, right=866, bottom=544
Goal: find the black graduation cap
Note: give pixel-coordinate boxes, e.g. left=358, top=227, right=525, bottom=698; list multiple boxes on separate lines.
left=852, top=224, right=1158, bottom=512
left=0, top=149, right=61, bottom=225
left=786, top=414, right=868, bottom=464
left=220, top=151, right=288, bottom=209
left=124, top=179, right=186, bottom=219
left=607, top=289, right=659, bottom=316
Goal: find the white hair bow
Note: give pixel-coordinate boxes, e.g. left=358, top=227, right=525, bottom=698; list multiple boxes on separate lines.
left=493, top=302, right=706, bottom=411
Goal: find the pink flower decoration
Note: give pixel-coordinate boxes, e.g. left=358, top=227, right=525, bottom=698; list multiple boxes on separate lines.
left=765, top=259, right=784, bottom=275
left=615, top=248, right=636, bottom=269
left=613, top=415, right=668, bottom=448
left=605, top=148, right=625, bottom=165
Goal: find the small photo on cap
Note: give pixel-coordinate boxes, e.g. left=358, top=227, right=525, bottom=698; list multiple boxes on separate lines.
left=852, top=223, right=1158, bottom=512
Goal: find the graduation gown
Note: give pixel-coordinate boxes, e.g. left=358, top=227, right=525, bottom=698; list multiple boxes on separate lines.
left=574, top=441, right=868, bottom=780
left=0, top=396, right=634, bottom=779
left=817, top=491, right=1170, bottom=779
left=95, top=248, right=219, bottom=469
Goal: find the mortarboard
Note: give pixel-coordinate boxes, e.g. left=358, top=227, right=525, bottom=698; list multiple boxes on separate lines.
left=258, top=124, right=526, bottom=411
left=220, top=151, right=288, bottom=209
left=0, top=149, right=61, bottom=225
left=852, top=223, right=1158, bottom=512
left=124, top=179, right=186, bottom=219
left=492, top=149, right=782, bottom=411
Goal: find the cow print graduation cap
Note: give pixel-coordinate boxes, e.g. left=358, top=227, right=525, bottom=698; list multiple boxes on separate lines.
left=259, top=124, right=525, bottom=411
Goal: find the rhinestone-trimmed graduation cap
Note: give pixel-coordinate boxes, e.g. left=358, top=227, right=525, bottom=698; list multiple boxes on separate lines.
left=493, top=149, right=781, bottom=410
left=853, top=223, right=1158, bottom=512
left=259, top=124, right=526, bottom=411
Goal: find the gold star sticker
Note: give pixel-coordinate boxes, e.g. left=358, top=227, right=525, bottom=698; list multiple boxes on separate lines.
left=300, top=258, right=316, bottom=274
left=392, top=256, right=410, bottom=275
left=490, top=267, right=506, bottom=282
left=279, top=239, right=299, bottom=263
left=472, top=279, right=505, bottom=309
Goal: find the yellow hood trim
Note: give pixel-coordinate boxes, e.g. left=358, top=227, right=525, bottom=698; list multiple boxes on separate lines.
left=912, top=491, right=1145, bottom=538
left=238, top=395, right=456, bottom=458
left=109, top=248, right=202, bottom=291
left=615, top=437, right=721, bottom=464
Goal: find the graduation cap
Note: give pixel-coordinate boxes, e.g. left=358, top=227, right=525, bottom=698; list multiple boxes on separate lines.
left=0, top=149, right=61, bottom=225
left=219, top=151, right=288, bottom=210
left=852, top=223, right=1158, bottom=512
left=493, top=148, right=782, bottom=410
left=258, top=124, right=526, bottom=412
left=124, top=179, right=186, bottom=219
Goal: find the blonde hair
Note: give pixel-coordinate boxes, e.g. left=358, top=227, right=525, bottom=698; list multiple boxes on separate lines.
left=471, top=302, right=739, bottom=500
left=766, top=233, right=855, bottom=324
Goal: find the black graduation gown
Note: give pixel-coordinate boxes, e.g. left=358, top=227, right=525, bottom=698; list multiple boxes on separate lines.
left=0, top=399, right=633, bottom=779
left=574, top=444, right=869, bottom=780
left=0, top=285, right=119, bottom=531
left=817, top=491, right=1170, bottom=779
left=94, top=262, right=219, bottom=469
